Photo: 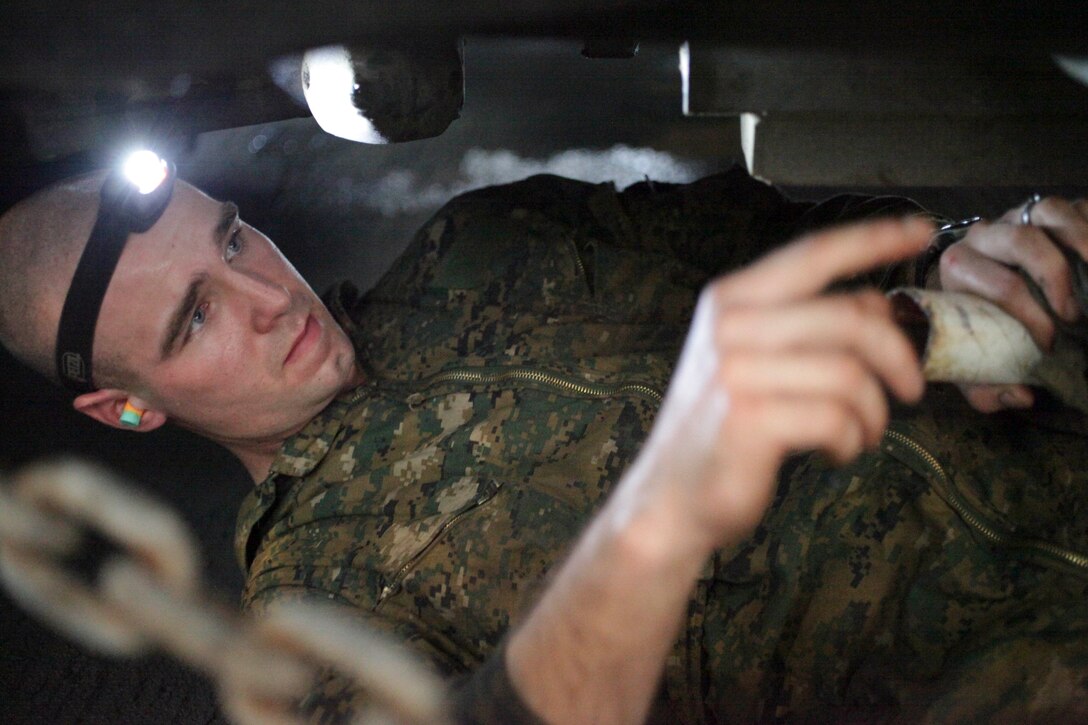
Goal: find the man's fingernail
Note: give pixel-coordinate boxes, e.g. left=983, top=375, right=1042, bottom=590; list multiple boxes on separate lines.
left=905, top=217, right=933, bottom=235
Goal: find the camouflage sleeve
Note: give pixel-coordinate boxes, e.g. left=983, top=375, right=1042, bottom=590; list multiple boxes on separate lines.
left=360, top=173, right=627, bottom=303
left=610, top=167, right=939, bottom=290
left=352, top=169, right=939, bottom=323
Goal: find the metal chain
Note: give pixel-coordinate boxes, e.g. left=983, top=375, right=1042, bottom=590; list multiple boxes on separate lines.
left=0, top=459, right=448, bottom=725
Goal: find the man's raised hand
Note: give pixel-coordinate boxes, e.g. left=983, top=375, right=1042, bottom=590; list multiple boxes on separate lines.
left=505, top=217, right=932, bottom=725
left=628, top=218, right=932, bottom=549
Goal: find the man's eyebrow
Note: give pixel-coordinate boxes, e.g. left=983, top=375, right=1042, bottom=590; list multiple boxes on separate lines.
left=158, top=203, right=238, bottom=361
left=160, top=273, right=207, bottom=360
left=214, top=201, right=240, bottom=248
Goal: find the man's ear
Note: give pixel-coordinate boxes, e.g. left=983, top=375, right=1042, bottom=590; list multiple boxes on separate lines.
left=71, top=389, right=167, bottom=432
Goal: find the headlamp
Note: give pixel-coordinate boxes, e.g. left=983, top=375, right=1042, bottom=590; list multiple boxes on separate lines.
left=54, top=150, right=176, bottom=392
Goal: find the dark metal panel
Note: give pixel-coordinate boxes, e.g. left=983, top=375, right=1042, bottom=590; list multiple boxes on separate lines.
left=750, top=115, right=1088, bottom=186
left=0, top=1, right=650, bottom=93
left=2, top=1, right=1087, bottom=96
left=684, top=46, right=1088, bottom=117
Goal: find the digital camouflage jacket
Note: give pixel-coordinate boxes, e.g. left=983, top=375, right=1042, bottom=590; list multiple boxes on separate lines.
left=234, top=170, right=1088, bottom=722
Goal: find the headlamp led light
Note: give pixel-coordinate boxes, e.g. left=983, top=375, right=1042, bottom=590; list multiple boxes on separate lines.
left=54, top=151, right=176, bottom=392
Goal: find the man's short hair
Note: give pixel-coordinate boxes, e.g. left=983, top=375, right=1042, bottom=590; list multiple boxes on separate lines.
left=0, top=172, right=136, bottom=389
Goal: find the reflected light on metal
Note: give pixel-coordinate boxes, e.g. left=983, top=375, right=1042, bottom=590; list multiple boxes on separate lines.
left=679, top=42, right=691, bottom=116
left=301, top=45, right=388, bottom=144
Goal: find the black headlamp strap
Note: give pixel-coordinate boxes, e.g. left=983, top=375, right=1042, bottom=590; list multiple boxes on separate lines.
left=55, top=208, right=130, bottom=392
left=54, top=159, right=176, bottom=393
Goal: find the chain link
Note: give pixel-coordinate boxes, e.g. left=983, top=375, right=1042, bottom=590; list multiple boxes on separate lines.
left=0, top=459, right=448, bottom=724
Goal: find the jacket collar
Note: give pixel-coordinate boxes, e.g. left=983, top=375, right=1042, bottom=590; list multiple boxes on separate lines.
left=264, top=391, right=354, bottom=479
left=234, top=384, right=362, bottom=572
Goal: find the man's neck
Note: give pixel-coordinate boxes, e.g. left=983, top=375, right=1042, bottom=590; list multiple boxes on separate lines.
left=230, top=442, right=282, bottom=483
left=227, top=363, right=367, bottom=483
left=201, top=424, right=291, bottom=482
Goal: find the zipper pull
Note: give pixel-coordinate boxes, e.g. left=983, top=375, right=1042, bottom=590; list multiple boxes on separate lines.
left=406, top=392, right=424, bottom=409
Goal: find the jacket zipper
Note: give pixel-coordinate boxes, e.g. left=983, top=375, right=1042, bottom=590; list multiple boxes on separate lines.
left=882, top=429, right=1088, bottom=573
left=567, top=237, right=588, bottom=286
left=406, top=365, right=664, bottom=408
left=375, top=486, right=500, bottom=608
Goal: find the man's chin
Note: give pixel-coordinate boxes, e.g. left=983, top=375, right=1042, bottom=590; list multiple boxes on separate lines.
left=304, top=368, right=360, bottom=416
left=327, top=345, right=363, bottom=393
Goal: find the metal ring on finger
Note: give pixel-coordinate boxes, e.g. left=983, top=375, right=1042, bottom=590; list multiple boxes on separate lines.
left=1021, top=193, right=1042, bottom=226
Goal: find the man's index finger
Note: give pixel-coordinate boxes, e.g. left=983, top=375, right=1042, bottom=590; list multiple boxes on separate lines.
left=714, top=218, right=934, bottom=307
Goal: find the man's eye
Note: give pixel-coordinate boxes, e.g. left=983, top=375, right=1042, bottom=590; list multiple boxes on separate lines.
left=190, top=304, right=207, bottom=331
left=225, top=229, right=244, bottom=261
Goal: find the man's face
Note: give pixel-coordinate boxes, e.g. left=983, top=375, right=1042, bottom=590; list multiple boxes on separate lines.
left=92, top=181, right=359, bottom=445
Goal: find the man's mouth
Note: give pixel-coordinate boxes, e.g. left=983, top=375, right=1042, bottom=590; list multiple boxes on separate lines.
left=285, top=314, right=320, bottom=366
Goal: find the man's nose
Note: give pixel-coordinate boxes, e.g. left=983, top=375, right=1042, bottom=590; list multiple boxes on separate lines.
left=234, top=269, right=292, bottom=332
